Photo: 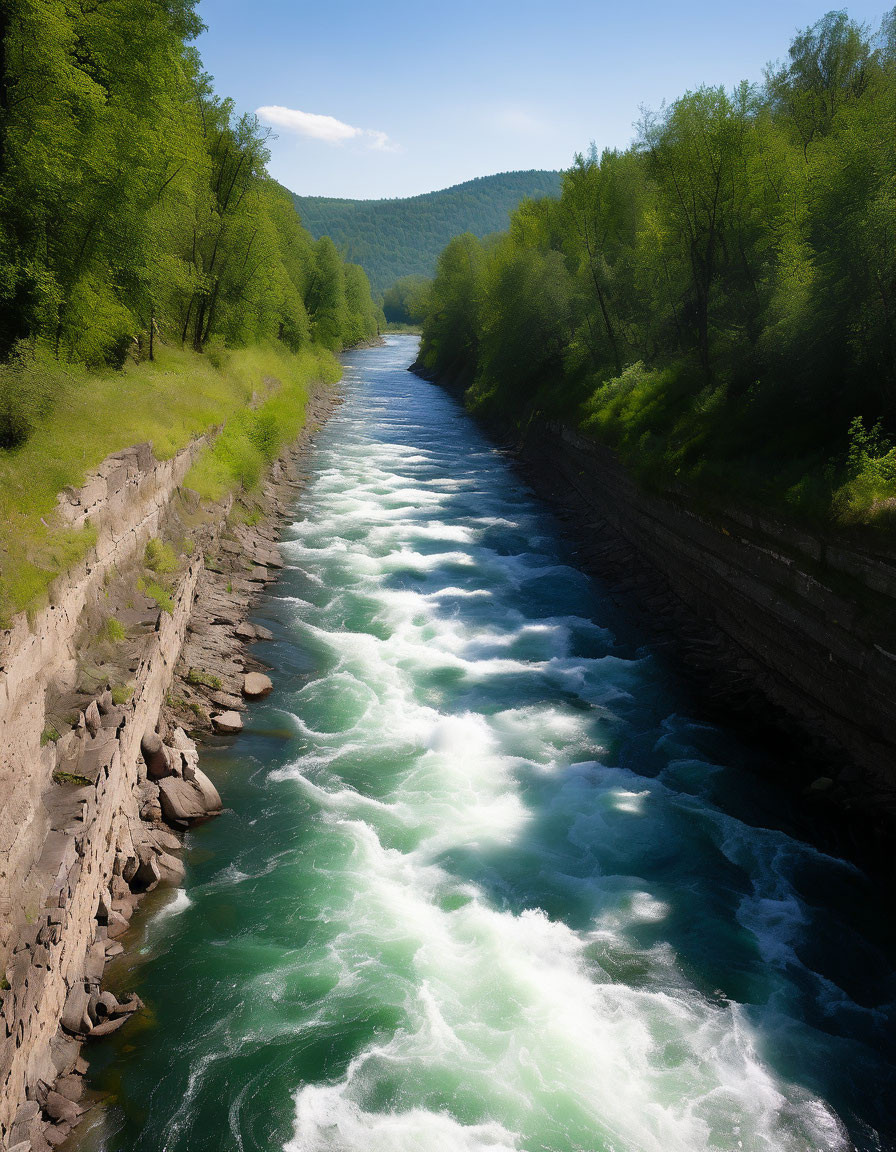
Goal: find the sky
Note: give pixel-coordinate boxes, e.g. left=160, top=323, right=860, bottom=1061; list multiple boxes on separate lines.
left=196, top=0, right=890, bottom=201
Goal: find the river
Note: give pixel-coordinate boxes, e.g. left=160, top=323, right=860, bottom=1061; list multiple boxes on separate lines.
left=75, top=335, right=895, bottom=1152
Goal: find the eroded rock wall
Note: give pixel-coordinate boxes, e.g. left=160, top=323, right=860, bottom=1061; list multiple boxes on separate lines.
left=0, top=557, right=202, bottom=1149
left=532, top=423, right=896, bottom=796
left=0, top=440, right=205, bottom=965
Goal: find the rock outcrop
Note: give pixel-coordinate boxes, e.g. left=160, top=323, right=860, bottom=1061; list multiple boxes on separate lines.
left=521, top=422, right=896, bottom=849
left=0, top=386, right=342, bottom=1151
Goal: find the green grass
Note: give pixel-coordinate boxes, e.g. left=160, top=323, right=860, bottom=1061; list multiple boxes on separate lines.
left=139, top=577, right=175, bottom=614
left=186, top=668, right=222, bottom=690
left=184, top=343, right=340, bottom=501
left=100, top=616, right=126, bottom=643
left=111, top=683, right=134, bottom=705
left=53, top=770, right=93, bottom=786
left=0, top=340, right=340, bottom=623
left=144, top=538, right=179, bottom=574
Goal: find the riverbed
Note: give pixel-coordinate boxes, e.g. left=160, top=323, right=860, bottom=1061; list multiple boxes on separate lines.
left=74, top=335, right=895, bottom=1152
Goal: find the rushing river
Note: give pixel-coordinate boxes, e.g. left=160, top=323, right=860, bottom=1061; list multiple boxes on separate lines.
left=78, top=336, right=895, bottom=1152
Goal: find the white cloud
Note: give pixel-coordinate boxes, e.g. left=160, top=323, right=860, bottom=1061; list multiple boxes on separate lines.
left=256, top=105, right=398, bottom=151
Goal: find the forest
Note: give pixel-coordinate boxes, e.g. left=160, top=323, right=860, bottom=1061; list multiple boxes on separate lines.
left=419, top=11, right=896, bottom=526
left=289, top=171, right=562, bottom=296
left=0, top=0, right=381, bottom=621
left=0, top=0, right=379, bottom=446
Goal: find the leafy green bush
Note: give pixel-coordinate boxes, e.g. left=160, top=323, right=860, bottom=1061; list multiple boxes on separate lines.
left=101, top=617, right=126, bottom=643
left=145, top=537, right=179, bottom=574
left=834, top=417, right=896, bottom=521
left=140, top=577, right=174, bottom=614
left=0, top=347, right=66, bottom=449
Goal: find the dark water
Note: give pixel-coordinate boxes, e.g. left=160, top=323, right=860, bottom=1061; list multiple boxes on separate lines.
left=75, top=336, right=895, bottom=1152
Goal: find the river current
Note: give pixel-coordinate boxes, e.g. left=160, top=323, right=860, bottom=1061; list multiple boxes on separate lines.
left=78, top=336, right=895, bottom=1152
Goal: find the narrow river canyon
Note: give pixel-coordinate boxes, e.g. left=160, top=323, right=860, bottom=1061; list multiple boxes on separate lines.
left=74, top=336, right=895, bottom=1152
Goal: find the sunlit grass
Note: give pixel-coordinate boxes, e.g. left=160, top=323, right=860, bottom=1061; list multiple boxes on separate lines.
left=0, top=341, right=340, bottom=623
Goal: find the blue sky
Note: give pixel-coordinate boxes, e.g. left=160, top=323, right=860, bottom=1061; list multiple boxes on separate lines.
left=196, top=0, right=889, bottom=200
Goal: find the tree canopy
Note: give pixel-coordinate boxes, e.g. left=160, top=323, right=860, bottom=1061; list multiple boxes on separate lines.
left=0, top=0, right=378, bottom=446
left=288, top=171, right=563, bottom=298
left=419, top=10, right=896, bottom=524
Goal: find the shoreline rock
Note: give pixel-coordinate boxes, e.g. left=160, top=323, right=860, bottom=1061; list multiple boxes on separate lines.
left=0, top=384, right=343, bottom=1152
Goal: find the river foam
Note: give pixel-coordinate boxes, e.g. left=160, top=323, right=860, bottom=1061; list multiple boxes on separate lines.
left=267, top=339, right=891, bottom=1151
left=77, top=336, right=894, bottom=1152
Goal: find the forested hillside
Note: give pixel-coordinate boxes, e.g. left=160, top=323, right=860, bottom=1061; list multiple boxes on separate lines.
left=288, top=171, right=562, bottom=296
left=0, top=0, right=379, bottom=619
left=419, top=11, right=896, bottom=527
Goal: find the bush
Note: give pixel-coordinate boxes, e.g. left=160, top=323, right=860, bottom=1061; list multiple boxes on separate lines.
left=145, top=537, right=179, bottom=574
left=0, top=347, right=64, bottom=449
left=101, top=617, right=126, bottom=643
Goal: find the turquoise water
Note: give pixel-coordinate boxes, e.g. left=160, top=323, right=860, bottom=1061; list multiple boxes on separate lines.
left=79, top=336, right=895, bottom=1152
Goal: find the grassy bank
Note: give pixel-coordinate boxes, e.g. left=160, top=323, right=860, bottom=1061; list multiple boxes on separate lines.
left=0, top=342, right=339, bottom=623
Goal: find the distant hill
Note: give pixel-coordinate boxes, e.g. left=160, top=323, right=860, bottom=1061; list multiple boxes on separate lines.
left=287, top=170, right=563, bottom=297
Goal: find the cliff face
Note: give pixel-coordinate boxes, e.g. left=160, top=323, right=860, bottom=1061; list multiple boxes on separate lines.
left=526, top=422, right=896, bottom=806
left=0, top=388, right=336, bottom=1152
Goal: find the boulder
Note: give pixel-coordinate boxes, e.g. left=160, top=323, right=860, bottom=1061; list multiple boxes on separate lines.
left=44, top=1091, right=81, bottom=1126
left=87, top=990, right=118, bottom=1025
left=210, top=691, right=244, bottom=711
left=141, top=730, right=172, bottom=779
left=158, top=776, right=212, bottom=824
left=97, top=689, right=114, bottom=714
left=105, top=909, right=130, bottom=939
left=234, top=621, right=256, bottom=640
left=60, top=984, right=90, bottom=1036
left=212, top=710, right=243, bottom=734
left=191, top=767, right=223, bottom=816
left=84, top=700, right=101, bottom=738
left=155, top=850, right=186, bottom=884
left=148, top=826, right=182, bottom=852
left=54, top=1075, right=84, bottom=1103
left=242, top=672, right=273, bottom=699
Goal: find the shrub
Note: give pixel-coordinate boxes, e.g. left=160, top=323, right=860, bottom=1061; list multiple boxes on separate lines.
left=101, top=617, right=126, bottom=643
left=144, top=537, right=179, bottom=574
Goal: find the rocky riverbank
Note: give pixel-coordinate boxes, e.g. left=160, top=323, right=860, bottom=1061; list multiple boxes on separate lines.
left=412, top=363, right=896, bottom=877
left=0, top=385, right=342, bottom=1152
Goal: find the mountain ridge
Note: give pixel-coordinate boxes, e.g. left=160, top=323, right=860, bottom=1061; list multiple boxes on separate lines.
left=286, top=169, right=563, bottom=296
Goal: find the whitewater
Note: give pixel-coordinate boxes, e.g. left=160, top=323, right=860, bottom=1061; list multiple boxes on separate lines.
left=76, top=335, right=895, bottom=1152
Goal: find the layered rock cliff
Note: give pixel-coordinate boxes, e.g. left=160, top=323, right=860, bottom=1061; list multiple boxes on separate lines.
left=522, top=422, right=896, bottom=830
left=0, top=389, right=337, bottom=1152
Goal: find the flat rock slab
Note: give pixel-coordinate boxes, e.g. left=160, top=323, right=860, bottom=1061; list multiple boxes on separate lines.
left=158, top=775, right=222, bottom=823
left=211, top=710, right=243, bottom=734
left=210, top=691, right=245, bottom=711
left=242, top=672, right=273, bottom=699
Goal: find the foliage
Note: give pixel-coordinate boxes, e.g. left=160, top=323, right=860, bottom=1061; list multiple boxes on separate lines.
left=419, top=11, right=896, bottom=526
left=111, top=683, right=134, bottom=705
left=289, top=171, right=563, bottom=297
left=186, top=667, right=221, bottom=689
left=382, top=276, right=431, bottom=325
left=144, top=538, right=179, bottom=575
left=140, top=577, right=174, bottom=614
left=0, top=341, right=322, bottom=623
left=100, top=617, right=127, bottom=643
left=0, top=0, right=377, bottom=435
left=0, top=0, right=376, bottom=619
left=184, top=343, right=340, bottom=500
